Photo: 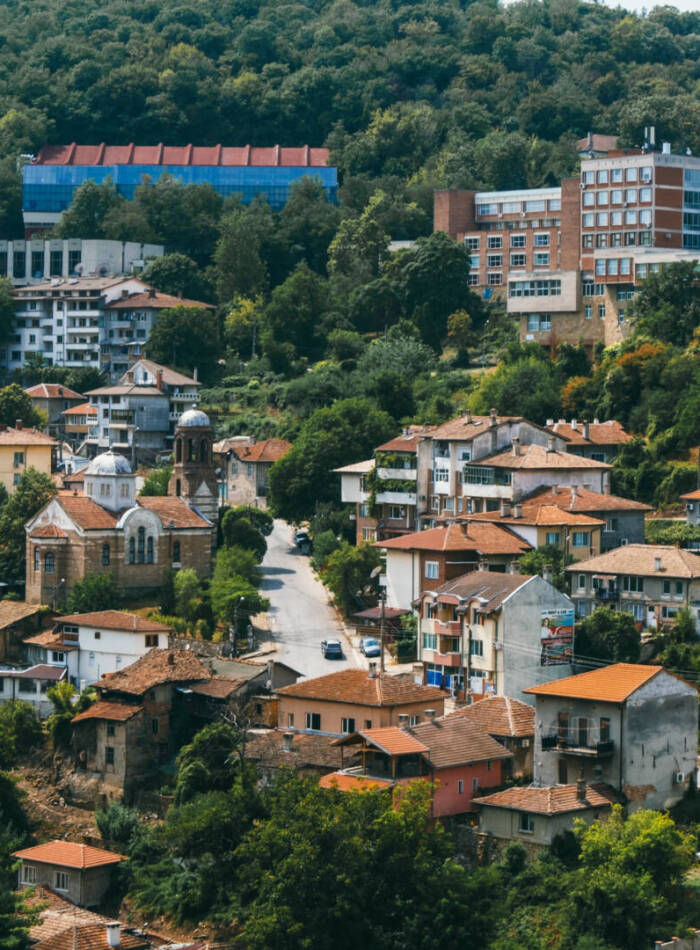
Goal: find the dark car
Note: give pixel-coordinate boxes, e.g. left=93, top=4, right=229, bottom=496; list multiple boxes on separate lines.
left=321, top=639, right=343, bottom=659
left=295, top=529, right=312, bottom=554
left=359, top=637, right=381, bottom=658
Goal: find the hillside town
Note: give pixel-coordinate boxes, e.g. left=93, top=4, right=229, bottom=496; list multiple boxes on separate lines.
left=0, top=1, right=700, bottom=946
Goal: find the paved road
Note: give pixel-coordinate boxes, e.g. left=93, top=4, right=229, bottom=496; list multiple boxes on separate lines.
left=260, top=520, right=358, bottom=679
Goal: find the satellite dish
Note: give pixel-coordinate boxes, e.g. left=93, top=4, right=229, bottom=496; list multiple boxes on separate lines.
left=74, top=262, right=84, bottom=275
left=98, top=263, right=108, bottom=276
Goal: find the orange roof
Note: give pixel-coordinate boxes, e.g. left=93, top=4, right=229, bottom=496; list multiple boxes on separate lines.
left=13, top=841, right=126, bottom=869
left=522, top=663, right=695, bottom=702
left=30, top=524, right=68, bottom=539
left=472, top=443, right=610, bottom=471
left=681, top=489, right=700, bottom=501
left=25, top=887, right=110, bottom=944
left=107, top=290, right=213, bottom=310
left=56, top=610, right=171, bottom=633
left=564, top=544, right=700, bottom=578
left=96, top=648, right=210, bottom=696
left=450, top=696, right=534, bottom=739
left=33, top=924, right=148, bottom=950
left=377, top=522, right=531, bottom=556
left=137, top=496, right=211, bottom=528
left=474, top=782, right=619, bottom=815
left=0, top=426, right=56, bottom=446
left=546, top=420, right=632, bottom=446
left=319, top=772, right=393, bottom=791
left=71, top=701, right=142, bottom=724
left=410, top=715, right=511, bottom=768
left=278, top=669, right=447, bottom=708
left=524, top=484, right=652, bottom=513
left=24, top=629, right=78, bottom=651
left=427, top=414, right=523, bottom=441
left=235, top=439, right=292, bottom=464
left=190, top=676, right=245, bottom=699
left=62, top=402, right=97, bottom=417
left=376, top=425, right=436, bottom=453
left=427, top=572, right=535, bottom=610
left=25, top=384, right=84, bottom=400
left=359, top=727, right=429, bottom=755
left=463, top=505, right=604, bottom=528
left=36, top=143, right=330, bottom=168
left=56, top=494, right=117, bottom=530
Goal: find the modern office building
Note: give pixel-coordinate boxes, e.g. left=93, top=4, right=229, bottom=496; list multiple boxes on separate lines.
left=22, top=144, right=338, bottom=233
left=435, top=139, right=700, bottom=353
left=0, top=239, right=163, bottom=285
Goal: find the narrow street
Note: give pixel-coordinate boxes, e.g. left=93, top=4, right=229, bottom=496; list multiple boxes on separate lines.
left=259, top=519, right=359, bottom=679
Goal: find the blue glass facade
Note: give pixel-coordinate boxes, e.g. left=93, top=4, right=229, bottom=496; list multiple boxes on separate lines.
left=23, top=163, right=338, bottom=213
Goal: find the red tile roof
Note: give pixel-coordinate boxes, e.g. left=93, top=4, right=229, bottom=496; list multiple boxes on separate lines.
left=409, top=715, right=511, bottom=768
left=125, top=359, right=200, bottom=387
left=358, top=727, right=429, bottom=756
left=277, top=669, right=447, bottom=708
left=522, top=663, right=695, bottom=702
left=71, top=701, right=143, bottom=724
left=235, top=439, right=292, bottom=464
left=524, top=484, right=652, bottom=512
left=449, top=696, right=535, bottom=738
left=13, top=841, right=126, bottom=869
left=25, top=887, right=110, bottom=944
left=30, top=524, right=68, bottom=538
left=0, top=426, right=56, bottom=446
left=472, top=443, right=610, bottom=471
left=427, top=414, right=524, bottom=441
left=474, top=782, right=619, bottom=815
left=33, top=924, right=148, bottom=950
left=546, top=420, right=632, bottom=446
left=425, top=571, right=535, bottom=610
left=53, top=494, right=117, bottom=530
left=246, top=730, right=351, bottom=771
left=376, top=426, right=436, bottom=453
left=56, top=610, right=171, bottom=633
left=377, top=522, right=531, bottom=556
left=62, top=402, right=97, bottom=417
left=23, top=629, right=78, bottom=651
left=0, top=601, right=43, bottom=629
left=463, top=505, right=605, bottom=528
left=319, top=772, right=393, bottom=791
left=25, top=384, right=84, bottom=400
left=190, top=676, right=245, bottom=699
left=96, top=648, right=210, bottom=696
left=137, top=495, right=211, bottom=528
left=34, top=144, right=331, bottom=167
left=565, top=544, right=700, bottom=578
left=681, top=489, right=700, bottom=501
left=107, top=291, right=212, bottom=310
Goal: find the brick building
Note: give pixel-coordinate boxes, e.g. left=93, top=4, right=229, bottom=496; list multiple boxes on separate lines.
left=215, top=436, right=292, bottom=507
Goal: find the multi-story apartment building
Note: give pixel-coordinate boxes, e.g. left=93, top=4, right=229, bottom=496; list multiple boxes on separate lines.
left=0, top=239, right=163, bottom=285
left=435, top=139, right=700, bottom=353
left=544, top=419, right=632, bottom=463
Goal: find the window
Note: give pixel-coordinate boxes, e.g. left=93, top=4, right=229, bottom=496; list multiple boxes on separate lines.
left=33, top=547, right=39, bottom=572
left=596, top=233, right=608, bottom=249
left=55, top=871, right=69, bottom=891
left=389, top=505, right=406, bottom=519
left=101, top=543, right=110, bottom=566
left=470, top=639, right=484, bottom=656
left=662, top=605, right=679, bottom=620
left=128, top=537, right=135, bottom=564
left=305, top=712, right=321, bottom=731
left=545, top=532, right=561, bottom=545
left=469, top=254, right=479, bottom=269
left=476, top=204, right=497, bottom=216
left=583, top=213, right=594, bottom=227
left=510, top=234, right=525, bottom=248
left=534, top=233, right=549, bottom=247
left=423, top=631, right=437, bottom=650
left=611, top=231, right=622, bottom=247
left=583, top=171, right=594, bottom=185
left=607, top=518, right=619, bottom=531
left=625, top=167, right=637, bottom=182
left=519, top=813, right=535, bottom=833
left=624, top=209, right=637, bottom=225
left=583, top=192, right=595, bottom=207
left=107, top=723, right=115, bottom=737
left=611, top=212, right=623, bottom=228
left=597, top=170, right=608, bottom=184
left=597, top=190, right=609, bottom=206
left=525, top=200, right=545, bottom=213
left=51, top=651, right=65, bottom=663
left=146, top=536, right=154, bottom=563
left=600, top=717, right=611, bottom=743
left=362, top=527, right=376, bottom=541
left=105, top=746, right=115, bottom=766
left=502, top=201, right=521, bottom=214
left=641, top=166, right=652, bottom=182
left=611, top=168, right=623, bottom=183
left=663, top=580, right=671, bottom=595
left=611, top=189, right=623, bottom=204
left=486, top=254, right=502, bottom=267
left=510, top=253, right=526, bottom=267
left=44, top=551, right=55, bottom=573
left=577, top=574, right=586, bottom=590
left=676, top=581, right=683, bottom=595
left=465, top=237, right=480, bottom=250
left=145, top=634, right=158, bottom=648
left=172, top=541, right=181, bottom=564
left=598, top=304, right=605, bottom=319
left=486, top=236, right=502, bottom=249
left=425, top=561, right=439, bottom=580
left=509, top=280, right=561, bottom=298
left=585, top=305, right=592, bottom=319
left=608, top=258, right=618, bottom=276
left=534, top=252, right=549, bottom=266
left=640, top=209, right=652, bottom=226
left=22, top=865, right=36, bottom=884
left=13, top=451, right=24, bottom=467
left=341, top=717, right=355, bottom=734
left=137, top=526, right=145, bottom=563
left=596, top=212, right=608, bottom=226
left=152, top=718, right=159, bottom=735
left=622, top=575, right=644, bottom=592
left=487, top=272, right=502, bottom=285
left=572, top=532, right=590, bottom=547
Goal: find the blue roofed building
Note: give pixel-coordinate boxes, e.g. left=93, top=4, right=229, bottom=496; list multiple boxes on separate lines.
left=23, top=143, right=338, bottom=234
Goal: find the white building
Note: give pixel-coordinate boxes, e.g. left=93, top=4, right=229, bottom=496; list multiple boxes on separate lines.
left=0, top=239, right=163, bottom=286
left=0, top=663, right=67, bottom=717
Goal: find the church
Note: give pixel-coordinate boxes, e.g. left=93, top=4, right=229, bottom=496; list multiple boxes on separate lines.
left=24, top=409, right=218, bottom=606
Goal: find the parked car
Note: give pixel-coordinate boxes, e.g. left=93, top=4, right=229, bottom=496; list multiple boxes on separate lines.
left=359, top=637, right=381, bottom=658
left=294, top=529, right=312, bottom=554
left=321, top=639, right=343, bottom=659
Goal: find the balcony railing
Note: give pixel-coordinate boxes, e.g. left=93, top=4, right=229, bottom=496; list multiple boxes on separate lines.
left=595, top=589, right=619, bottom=602
left=541, top=733, right=614, bottom=757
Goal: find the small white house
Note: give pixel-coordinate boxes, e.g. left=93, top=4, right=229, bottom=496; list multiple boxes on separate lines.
left=0, top=664, right=67, bottom=716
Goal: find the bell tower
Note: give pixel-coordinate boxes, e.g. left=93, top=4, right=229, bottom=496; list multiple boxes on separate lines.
left=168, top=408, right=219, bottom=528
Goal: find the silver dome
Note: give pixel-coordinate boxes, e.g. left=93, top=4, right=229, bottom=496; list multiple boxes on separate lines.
left=85, top=450, right=132, bottom=476
left=177, top=407, right=211, bottom=428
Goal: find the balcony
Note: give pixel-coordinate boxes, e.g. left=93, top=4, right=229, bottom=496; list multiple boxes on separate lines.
left=377, top=467, right=417, bottom=480
left=595, top=589, right=619, bottom=603
left=376, top=491, right=417, bottom=505
left=541, top=733, right=614, bottom=758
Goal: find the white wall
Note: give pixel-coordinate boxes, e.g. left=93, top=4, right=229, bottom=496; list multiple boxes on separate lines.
left=384, top=549, right=420, bottom=610
left=76, top=624, right=167, bottom=681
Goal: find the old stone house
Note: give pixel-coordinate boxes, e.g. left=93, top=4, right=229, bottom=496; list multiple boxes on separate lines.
left=214, top=436, right=291, bottom=507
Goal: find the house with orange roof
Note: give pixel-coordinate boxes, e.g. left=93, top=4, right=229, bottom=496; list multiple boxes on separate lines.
left=25, top=382, right=85, bottom=427
left=61, top=401, right=97, bottom=448
left=416, top=569, right=575, bottom=701
left=0, top=422, right=56, bottom=495
left=376, top=521, right=532, bottom=611
left=680, top=487, right=700, bottom=528
left=214, top=436, right=292, bottom=507
left=13, top=840, right=126, bottom=907
left=545, top=418, right=632, bottom=463
left=449, top=695, right=535, bottom=780
left=322, top=713, right=511, bottom=818
left=523, top=663, right=698, bottom=811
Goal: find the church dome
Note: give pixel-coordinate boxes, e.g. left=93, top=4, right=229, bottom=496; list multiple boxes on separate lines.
left=85, top=450, right=132, bottom=476
left=178, top=407, right=211, bottom=428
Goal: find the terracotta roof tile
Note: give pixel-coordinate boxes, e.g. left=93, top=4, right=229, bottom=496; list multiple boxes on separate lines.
left=332, top=459, right=374, bottom=474
left=190, top=676, right=245, bottom=699
left=522, top=663, right=688, bottom=702
left=546, top=420, right=632, bottom=446
left=681, top=489, right=700, bottom=501
left=62, top=402, right=97, bottom=417
left=277, top=669, right=447, bottom=708
left=0, top=426, right=56, bottom=446
left=523, top=484, right=652, bottom=513
left=472, top=443, right=611, bottom=471
left=96, top=649, right=211, bottom=696
left=56, top=610, right=171, bottom=633
left=463, top=505, right=605, bottom=528
left=377, top=522, right=531, bottom=555
left=124, top=359, right=200, bottom=387
left=107, top=292, right=212, bottom=310
left=25, top=887, right=110, bottom=944
left=564, top=544, right=700, bottom=579
left=30, top=524, right=68, bottom=538
left=0, top=601, right=43, bottom=629
left=24, top=629, right=78, bottom=651
left=35, top=143, right=331, bottom=168
left=9, top=664, right=66, bottom=680
left=56, top=495, right=117, bottom=530
left=376, top=426, right=436, bottom=453
left=13, top=841, right=126, bottom=869
left=235, top=439, right=292, bottom=464
left=409, top=716, right=511, bottom=768
left=474, top=782, right=619, bottom=815
left=71, top=701, right=143, bottom=724
left=449, top=696, right=535, bottom=738
left=319, top=772, right=393, bottom=791
left=84, top=385, right=163, bottom=397
left=33, top=924, right=148, bottom=950
left=425, top=572, right=535, bottom=610
left=246, top=730, right=351, bottom=771
left=137, top=496, right=211, bottom=528
left=25, top=384, right=84, bottom=400
left=358, top=727, right=429, bottom=755
left=427, top=414, right=524, bottom=441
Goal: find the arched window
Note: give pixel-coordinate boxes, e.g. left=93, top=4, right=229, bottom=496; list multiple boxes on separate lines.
left=188, top=438, right=196, bottom=462
left=129, top=537, right=136, bottom=564
left=200, top=440, right=208, bottom=463
left=175, top=479, right=181, bottom=497
left=146, top=536, right=154, bottom=563
left=173, top=541, right=181, bottom=564
left=137, top=526, right=145, bottom=563
left=102, top=544, right=110, bottom=566
left=176, top=438, right=182, bottom=463
left=34, top=547, right=39, bottom=572
left=44, top=551, right=55, bottom=574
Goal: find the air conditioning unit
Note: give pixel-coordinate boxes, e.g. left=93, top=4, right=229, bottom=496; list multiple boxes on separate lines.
left=521, top=738, right=530, bottom=748
left=674, top=771, right=685, bottom=784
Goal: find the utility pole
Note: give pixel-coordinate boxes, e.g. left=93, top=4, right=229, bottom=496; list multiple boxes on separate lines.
left=379, top=589, right=386, bottom=673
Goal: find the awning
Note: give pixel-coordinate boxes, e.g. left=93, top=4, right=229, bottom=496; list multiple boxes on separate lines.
left=352, top=607, right=409, bottom=621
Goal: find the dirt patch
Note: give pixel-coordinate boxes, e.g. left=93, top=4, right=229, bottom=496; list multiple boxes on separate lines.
left=12, top=749, right=100, bottom=842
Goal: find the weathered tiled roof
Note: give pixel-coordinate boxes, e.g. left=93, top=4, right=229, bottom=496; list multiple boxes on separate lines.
left=277, top=669, right=447, bottom=708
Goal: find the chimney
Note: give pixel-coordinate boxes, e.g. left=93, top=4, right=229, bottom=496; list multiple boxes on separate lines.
left=148, top=287, right=156, bottom=299
left=547, top=435, right=556, bottom=453
left=570, top=485, right=578, bottom=506
left=15, top=419, right=22, bottom=431
left=105, top=923, right=121, bottom=948
left=576, top=772, right=586, bottom=802
left=282, top=732, right=294, bottom=752
left=512, top=437, right=521, bottom=457
left=583, top=420, right=590, bottom=441
left=155, top=369, right=164, bottom=391
left=368, top=662, right=378, bottom=679
left=662, top=142, right=671, bottom=155
left=121, top=288, right=129, bottom=298
left=501, top=500, right=511, bottom=517
left=546, top=418, right=554, bottom=427
left=464, top=409, right=472, bottom=424
left=654, top=557, right=662, bottom=572
left=478, top=559, right=488, bottom=572
left=543, top=563, right=553, bottom=584
left=126, top=370, right=134, bottom=384
left=167, top=652, right=175, bottom=666
left=512, top=503, right=523, bottom=519
left=424, top=708, right=436, bottom=720
left=193, top=367, right=198, bottom=381
left=571, top=419, right=578, bottom=431
left=509, top=560, right=520, bottom=575
left=459, top=521, right=469, bottom=536
left=398, top=713, right=410, bottom=726
left=489, top=408, right=497, bottom=427
left=593, top=417, right=600, bottom=425
left=412, top=663, right=424, bottom=685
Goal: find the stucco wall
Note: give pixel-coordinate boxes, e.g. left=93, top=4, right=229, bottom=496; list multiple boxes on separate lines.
left=278, top=694, right=445, bottom=736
